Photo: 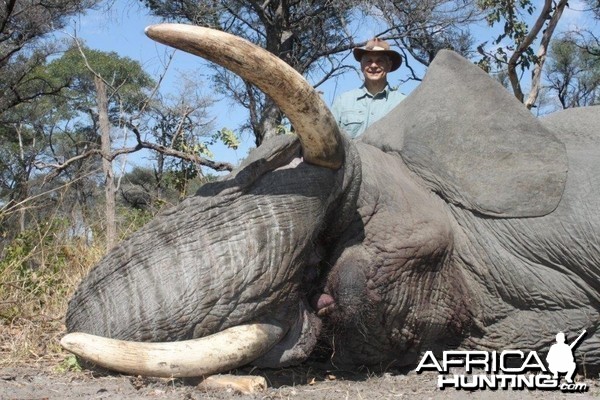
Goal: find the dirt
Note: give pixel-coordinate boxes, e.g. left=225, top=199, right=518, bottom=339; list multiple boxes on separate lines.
left=2, top=362, right=599, bottom=400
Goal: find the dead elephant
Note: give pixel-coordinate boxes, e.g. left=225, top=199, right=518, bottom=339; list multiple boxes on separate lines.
left=62, top=24, right=600, bottom=378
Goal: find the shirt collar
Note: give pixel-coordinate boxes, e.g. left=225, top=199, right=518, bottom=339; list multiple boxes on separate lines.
left=357, top=83, right=393, bottom=100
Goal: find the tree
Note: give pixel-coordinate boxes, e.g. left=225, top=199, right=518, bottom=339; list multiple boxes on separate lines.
left=372, top=0, right=481, bottom=80
left=545, top=34, right=600, bottom=109
left=476, top=0, right=570, bottom=109
left=0, top=0, right=101, bottom=117
left=1, top=43, right=159, bottom=250
left=0, top=123, right=42, bottom=235
left=141, top=0, right=364, bottom=146
left=136, top=76, right=235, bottom=199
left=0, top=56, right=77, bottom=245
left=588, top=0, right=600, bottom=20
left=0, top=41, right=233, bottom=250
left=139, top=1, right=496, bottom=143
left=0, top=42, right=232, bottom=263
left=0, top=0, right=102, bottom=247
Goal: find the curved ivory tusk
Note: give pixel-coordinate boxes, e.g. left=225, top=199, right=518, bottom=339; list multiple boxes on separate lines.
left=60, top=323, right=285, bottom=378
left=145, top=24, right=344, bottom=170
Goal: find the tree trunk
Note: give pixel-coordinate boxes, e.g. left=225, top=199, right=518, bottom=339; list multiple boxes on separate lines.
left=95, top=76, right=117, bottom=251
left=506, top=0, right=553, bottom=105
left=16, top=126, right=27, bottom=234
left=524, top=0, right=569, bottom=110
left=257, top=102, right=283, bottom=146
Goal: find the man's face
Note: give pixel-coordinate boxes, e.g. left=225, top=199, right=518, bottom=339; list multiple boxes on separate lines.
left=360, top=53, right=392, bottom=84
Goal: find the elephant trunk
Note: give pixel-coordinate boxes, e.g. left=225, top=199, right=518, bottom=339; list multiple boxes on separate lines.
left=61, top=25, right=361, bottom=378
left=144, top=24, right=344, bottom=170
left=62, top=137, right=354, bottom=376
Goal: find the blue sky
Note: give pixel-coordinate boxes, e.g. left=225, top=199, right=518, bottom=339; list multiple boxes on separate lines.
left=64, top=0, right=598, bottom=170
left=64, top=1, right=422, bottom=170
left=66, top=2, right=254, bottom=168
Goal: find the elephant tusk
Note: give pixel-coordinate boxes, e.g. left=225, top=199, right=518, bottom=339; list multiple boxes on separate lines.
left=60, top=323, right=285, bottom=378
left=144, top=23, right=344, bottom=170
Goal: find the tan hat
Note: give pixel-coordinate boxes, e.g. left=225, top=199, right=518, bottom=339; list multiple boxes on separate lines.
left=353, top=38, right=402, bottom=72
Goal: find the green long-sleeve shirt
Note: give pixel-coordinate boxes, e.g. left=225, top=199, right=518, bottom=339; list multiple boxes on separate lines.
left=331, top=85, right=406, bottom=138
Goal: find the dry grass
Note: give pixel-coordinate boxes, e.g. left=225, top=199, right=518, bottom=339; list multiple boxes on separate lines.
left=0, top=229, right=104, bottom=368
left=0, top=206, right=154, bottom=369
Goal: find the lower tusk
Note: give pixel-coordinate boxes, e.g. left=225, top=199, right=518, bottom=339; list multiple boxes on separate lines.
left=60, top=323, right=285, bottom=378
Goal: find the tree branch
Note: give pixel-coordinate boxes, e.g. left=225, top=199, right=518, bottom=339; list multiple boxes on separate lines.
left=525, top=0, right=569, bottom=109
left=124, top=121, right=234, bottom=172
left=506, top=0, right=553, bottom=102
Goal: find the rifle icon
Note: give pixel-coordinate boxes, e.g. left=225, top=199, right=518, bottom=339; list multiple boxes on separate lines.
left=569, top=329, right=587, bottom=350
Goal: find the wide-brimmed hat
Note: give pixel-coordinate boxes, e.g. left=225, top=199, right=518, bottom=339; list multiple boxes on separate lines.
left=353, top=38, right=402, bottom=72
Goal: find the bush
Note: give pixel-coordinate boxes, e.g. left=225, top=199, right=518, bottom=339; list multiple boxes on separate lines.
left=0, top=203, right=164, bottom=367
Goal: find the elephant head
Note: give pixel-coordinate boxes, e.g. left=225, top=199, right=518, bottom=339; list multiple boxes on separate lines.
left=61, top=24, right=362, bottom=376
left=62, top=24, right=600, bottom=377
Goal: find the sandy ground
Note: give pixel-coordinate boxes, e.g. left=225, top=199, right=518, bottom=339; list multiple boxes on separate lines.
left=1, top=362, right=599, bottom=400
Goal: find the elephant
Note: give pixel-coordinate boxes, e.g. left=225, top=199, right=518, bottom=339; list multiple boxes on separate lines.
left=61, top=24, right=600, bottom=378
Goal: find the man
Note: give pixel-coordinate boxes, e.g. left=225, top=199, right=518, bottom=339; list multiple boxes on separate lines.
left=331, top=38, right=406, bottom=138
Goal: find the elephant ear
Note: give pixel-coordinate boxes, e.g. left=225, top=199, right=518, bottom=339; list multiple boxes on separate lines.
left=361, top=50, right=567, bottom=218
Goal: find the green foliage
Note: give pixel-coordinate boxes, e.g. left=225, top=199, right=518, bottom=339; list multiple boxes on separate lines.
left=476, top=0, right=537, bottom=71
left=163, top=168, right=200, bottom=198
left=213, top=128, right=240, bottom=150
left=182, top=141, right=214, bottom=159
left=142, top=0, right=359, bottom=145
left=46, top=45, right=155, bottom=115
left=0, top=0, right=103, bottom=118
left=0, top=218, right=73, bottom=321
left=57, top=355, right=83, bottom=373
left=276, top=124, right=292, bottom=136
left=546, top=36, right=600, bottom=108
left=117, top=206, right=156, bottom=241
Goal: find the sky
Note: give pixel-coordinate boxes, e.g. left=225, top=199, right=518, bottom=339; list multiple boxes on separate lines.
left=64, top=1, right=421, bottom=171
left=65, top=1, right=386, bottom=170
left=63, top=0, right=598, bottom=171
left=66, top=2, right=255, bottom=169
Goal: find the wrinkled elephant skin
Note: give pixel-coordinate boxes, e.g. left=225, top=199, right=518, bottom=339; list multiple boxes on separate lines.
left=63, top=25, right=600, bottom=377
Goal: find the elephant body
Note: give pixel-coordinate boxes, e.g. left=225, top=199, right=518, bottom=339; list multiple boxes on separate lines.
left=457, top=118, right=600, bottom=357
left=64, top=28, right=600, bottom=376
left=320, top=51, right=600, bottom=367
left=327, top=130, right=600, bottom=367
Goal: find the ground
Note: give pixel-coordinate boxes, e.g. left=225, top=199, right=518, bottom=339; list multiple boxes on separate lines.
left=2, top=362, right=599, bottom=400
